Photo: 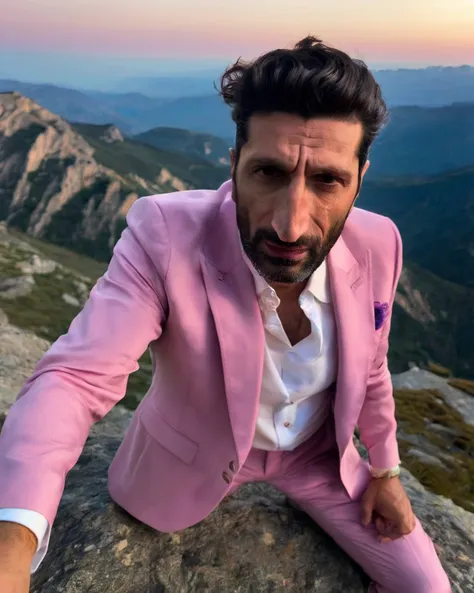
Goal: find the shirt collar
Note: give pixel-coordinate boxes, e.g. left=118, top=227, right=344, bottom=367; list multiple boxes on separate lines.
left=239, top=235, right=331, bottom=304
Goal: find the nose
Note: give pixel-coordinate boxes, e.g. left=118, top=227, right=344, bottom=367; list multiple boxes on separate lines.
left=271, top=177, right=310, bottom=243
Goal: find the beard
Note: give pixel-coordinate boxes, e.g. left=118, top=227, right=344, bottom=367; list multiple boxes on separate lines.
left=234, top=181, right=352, bottom=284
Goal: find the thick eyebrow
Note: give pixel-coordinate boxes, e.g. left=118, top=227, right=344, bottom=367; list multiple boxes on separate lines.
left=248, top=156, right=353, bottom=184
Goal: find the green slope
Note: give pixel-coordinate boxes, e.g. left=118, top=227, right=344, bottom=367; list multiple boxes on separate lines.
left=389, top=262, right=474, bottom=378
left=73, top=123, right=229, bottom=190
left=359, top=166, right=474, bottom=289
left=369, top=103, right=474, bottom=178
left=134, top=126, right=231, bottom=166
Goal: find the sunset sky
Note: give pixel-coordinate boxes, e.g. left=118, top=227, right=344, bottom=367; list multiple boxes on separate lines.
left=1, top=0, right=474, bottom=88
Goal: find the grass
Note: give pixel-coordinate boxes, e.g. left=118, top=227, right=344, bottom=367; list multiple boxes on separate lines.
left=6, top=228, right=107, bottom=279
left=0, top=232, right=152, bottom=410
left=448, top=378, right=474, bottom=397
left=395, top=388, right=474, bottom=511
left=427, top=362, right=452, bottom=377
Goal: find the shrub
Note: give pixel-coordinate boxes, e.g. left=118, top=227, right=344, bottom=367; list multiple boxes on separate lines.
left=447, top=378, right=474, bottom=397
left=427, top=362, right=452, bottom=377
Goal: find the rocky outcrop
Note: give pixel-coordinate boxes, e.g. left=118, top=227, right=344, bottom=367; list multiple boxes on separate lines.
left=0, top=93, right=140, bottom=257
left=0, top=308, right=473, bottom=591
left=100, top=125, right=124, bottom=144
left=0, top=309, right=50, bottom=416
left=25, top=416, right=473, bottom=593
left=0, top=93, right=226, bottom=261
left=393, top=367, right=474, bottom=426
left=395, top=268, right=437, bottom=324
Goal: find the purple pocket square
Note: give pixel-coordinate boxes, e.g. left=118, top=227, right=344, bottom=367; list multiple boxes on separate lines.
left=374, top=302, right=389, bottom=330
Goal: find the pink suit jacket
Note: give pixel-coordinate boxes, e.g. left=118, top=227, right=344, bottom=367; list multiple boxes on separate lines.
left=0, top=180, right=402, bottom=533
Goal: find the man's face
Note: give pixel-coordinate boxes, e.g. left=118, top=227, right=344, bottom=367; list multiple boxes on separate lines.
left=231, top=113, right=369, bottom=285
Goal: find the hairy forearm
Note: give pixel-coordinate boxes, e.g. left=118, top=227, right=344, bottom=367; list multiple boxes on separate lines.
left=0, top=522, right=37, bottom=569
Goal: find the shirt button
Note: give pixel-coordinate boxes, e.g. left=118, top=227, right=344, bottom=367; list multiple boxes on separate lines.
left=229, top=461, right=237, bottom=472
left=222, top=471, right=232, bottom=483
left=284, top=422, right=290, bottom=428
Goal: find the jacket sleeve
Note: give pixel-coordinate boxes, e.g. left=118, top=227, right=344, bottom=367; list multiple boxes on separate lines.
left=357, top=219, right=403, bottom=470
left=0, top=196, right=169, bottom=526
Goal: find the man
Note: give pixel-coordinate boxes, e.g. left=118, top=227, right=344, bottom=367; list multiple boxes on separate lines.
left=0, top=36, right=450, bottom=592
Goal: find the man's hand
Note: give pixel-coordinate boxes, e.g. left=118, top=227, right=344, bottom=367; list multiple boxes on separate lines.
left=0, top=522, right=36, bottom=593
left=360, top=476, right=416, bottom=543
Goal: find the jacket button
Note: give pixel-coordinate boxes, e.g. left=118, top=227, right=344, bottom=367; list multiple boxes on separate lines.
left=229, top=461, right=237, bottom=472
left=222, top=471, right=231, bottom=483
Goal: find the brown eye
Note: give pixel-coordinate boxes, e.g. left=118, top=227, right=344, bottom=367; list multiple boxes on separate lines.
left=318, top=174, right=338, bottom=185
left=255, top=166, right=285, bottom=179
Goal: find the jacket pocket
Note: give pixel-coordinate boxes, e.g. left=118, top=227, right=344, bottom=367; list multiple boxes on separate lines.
left=139, top=405, right=198, bottom=464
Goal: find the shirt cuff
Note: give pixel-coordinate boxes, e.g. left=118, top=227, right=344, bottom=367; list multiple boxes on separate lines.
left=0, top=508, right=50, bottom=573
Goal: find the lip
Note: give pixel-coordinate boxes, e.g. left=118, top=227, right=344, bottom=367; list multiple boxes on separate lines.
left=263, top=240, right=308, bottom=260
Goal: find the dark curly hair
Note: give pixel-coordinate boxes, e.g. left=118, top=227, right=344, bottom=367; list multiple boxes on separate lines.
left=219, top=36, right=388, bottom=173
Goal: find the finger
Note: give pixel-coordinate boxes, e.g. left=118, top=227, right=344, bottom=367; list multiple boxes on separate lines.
left=361, top=493, right=376, bottom=527
left=402, top=515, right=417, bottom=535
left=375, top=516, right=392, bottom=535
left=379, top=532, right=406, bottom=543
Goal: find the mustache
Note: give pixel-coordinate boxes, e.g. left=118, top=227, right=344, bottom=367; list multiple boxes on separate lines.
left=252, top=228, right=318, bottom=249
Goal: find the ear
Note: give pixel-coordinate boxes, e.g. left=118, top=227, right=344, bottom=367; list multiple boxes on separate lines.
left=230, top=148, right=236, bottom=177
left=354, top=159, right=370, bottom=201
left=361, top=159, right=370, bottom=179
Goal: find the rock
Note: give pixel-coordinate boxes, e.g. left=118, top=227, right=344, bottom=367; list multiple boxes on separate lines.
left=426, top=422, right=459, bottom=437
left=0, top=275, right=35, bottom=298
left=62, top=293, right=81, bottom=307
left=0, top=309, right=50, bottom=415
left=393, top=367, right=474, bottom=426
left=73, top=279, right=92, bottom=305
left=16, top=253, right=57, bottom=275
left=1, top=311, right=473, bottom=591
left=407, top=447, right=446, bottom=468
left=20, top=409, right=473, bottom=593
left=101, top=125, right=124, bottom=144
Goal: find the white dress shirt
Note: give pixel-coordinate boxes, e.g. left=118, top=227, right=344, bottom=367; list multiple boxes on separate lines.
left=242, top=253, right=338, bottom=451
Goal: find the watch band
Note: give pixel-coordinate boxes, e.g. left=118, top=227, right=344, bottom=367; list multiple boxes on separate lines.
left=370, top=465, right=401, bottom=479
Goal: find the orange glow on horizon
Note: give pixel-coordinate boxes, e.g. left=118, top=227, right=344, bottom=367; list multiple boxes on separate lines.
left=1, top=0, right=474, bottom=66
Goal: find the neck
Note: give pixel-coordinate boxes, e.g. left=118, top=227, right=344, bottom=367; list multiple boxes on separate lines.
left=270, top=280, right=307, bottom=305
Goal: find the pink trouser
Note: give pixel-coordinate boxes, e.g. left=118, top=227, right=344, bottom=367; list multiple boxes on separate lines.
left=229, top=417, right=451, bottom=593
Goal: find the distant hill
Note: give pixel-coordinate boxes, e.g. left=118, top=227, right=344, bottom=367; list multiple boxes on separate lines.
left=110, top=72, right=222, bottom=98
left=0, top=92, right=228, bottom=260
left=390, top=262, right=474, bottom=377
left=115, top=65, right=474, bottom=105
left=134, top=127, right=231, bottom=166
left=135, top=94, right=234, bottom=139
left=2, top=64, right=474, bottom=139
left=368, top=103, right=474, bottom=178
left=73, top=123, right=228, bottom=190
left=359, top=166, right=474, bottom=289
left=0, top=80, right=167, bottom=134
left=0, top=79, right=135, bottom=133
left=373, top=65, right=474, bottom=107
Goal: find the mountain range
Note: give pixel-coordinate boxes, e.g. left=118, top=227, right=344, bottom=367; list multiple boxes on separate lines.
left=2, top=65, right=474, bottom=142
left=99, top=65, right=474, bottom=105
left=0, top=92, right=227, bottom=260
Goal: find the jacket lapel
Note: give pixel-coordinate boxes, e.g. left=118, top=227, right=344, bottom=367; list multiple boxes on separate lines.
left=201, top=188, right=265, bottom=464
left=328, top=235, right=374, bottom=456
